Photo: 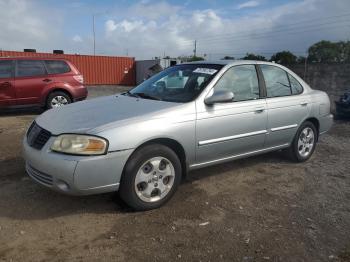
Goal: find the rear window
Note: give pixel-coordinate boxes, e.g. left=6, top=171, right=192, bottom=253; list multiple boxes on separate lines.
left=45, top=60, right=71, bottom=74
left=0, top=60, right=13, bottom=78
left=17, top=60, right=47, bottom=77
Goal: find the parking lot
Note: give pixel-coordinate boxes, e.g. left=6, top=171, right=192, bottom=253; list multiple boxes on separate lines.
left=0, top=86, right=350, bottom=262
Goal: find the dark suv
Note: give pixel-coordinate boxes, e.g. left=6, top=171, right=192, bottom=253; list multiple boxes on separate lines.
left=0, top=57, right=87, bottom=109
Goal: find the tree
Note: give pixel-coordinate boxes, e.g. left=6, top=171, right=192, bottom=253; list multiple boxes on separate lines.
left=221, top=56, right=235, bottom=60
left=297, top=56, right=306, bottom=64
left=308, top=40, right=343, bottom=63
left=241, top=53, right=266, bottom=61
left=270, top=51, right=297, bottom=64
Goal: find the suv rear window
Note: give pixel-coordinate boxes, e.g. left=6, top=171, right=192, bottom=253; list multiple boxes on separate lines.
left=45, top=60, right=71, bottom=74
left=17, top=60, right=47, bottom=77
left=0, top=60, right=13, bottom=78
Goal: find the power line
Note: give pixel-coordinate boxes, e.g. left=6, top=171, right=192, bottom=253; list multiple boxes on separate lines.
left=177, top=19, right=350, bottom=47
left=179, top=12, right=350, bottom=44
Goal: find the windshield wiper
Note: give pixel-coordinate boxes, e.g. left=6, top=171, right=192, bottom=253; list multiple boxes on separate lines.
left=133, top=92, right=162, bottom=101
left=122, top=91, right=140, bottom=98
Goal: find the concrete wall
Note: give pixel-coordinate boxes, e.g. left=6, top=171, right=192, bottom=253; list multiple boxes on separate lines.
left=288, top=63, right=350, bottom=111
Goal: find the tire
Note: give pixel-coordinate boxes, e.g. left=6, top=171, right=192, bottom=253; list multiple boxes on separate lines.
left=46, top=91, right=72, bottom=109
left=287, top=121, right=317, bottom=162
left=119, top=144, right=182, bottom=211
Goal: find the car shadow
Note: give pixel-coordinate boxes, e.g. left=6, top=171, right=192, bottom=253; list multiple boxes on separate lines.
left=185, top=150, right=289, bottom=183
left=0, top=150, right=290, bottom=221
left=0, top=106, right=44, bottom=116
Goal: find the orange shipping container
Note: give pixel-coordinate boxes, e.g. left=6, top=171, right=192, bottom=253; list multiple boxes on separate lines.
left=0, top=50, right=136, bottom=86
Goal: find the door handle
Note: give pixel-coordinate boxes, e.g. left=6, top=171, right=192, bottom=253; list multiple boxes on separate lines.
left=42, top=78, right=52, bottom=82
left=300, top=101, right=308, bottom=106
left=254, top=107, right=265, bottom=113
left=0, top=81, right=11, bottom=88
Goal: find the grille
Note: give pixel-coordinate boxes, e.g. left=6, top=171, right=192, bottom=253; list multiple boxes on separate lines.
left=26, top=122, right=51, bottom=150
left=26, top=164, right=53, bottom=186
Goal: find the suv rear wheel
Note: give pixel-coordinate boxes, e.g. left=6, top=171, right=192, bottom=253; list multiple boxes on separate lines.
left=46, top=91, right=72, bottom=109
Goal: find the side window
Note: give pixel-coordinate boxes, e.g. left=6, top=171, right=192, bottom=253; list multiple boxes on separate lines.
left=45, top=60, right=71, bottom=74
left=17, top=60, right=46, bottom=77
left=260, top=65, right=291, bottom=98
left=0, top=60, right=13, bottom=78
left=288, top=73, right=303, bottom=95
left=213, top=65, right=260, bottom=102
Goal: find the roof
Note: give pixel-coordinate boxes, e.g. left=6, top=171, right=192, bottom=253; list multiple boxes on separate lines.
left=182, top=59, right=277, bottom=66
left=0, top=56, right=69, bottom=60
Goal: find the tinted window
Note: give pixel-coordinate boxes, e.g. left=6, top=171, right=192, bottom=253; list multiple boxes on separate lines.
left=260, top=65, right=291, bottom=97
left=45, top=60, right=70, bottom=74
left=288, top=73, right=303, bottom=94
left=214, top=65, right=259, bottom=102
left=0, top=60, right=13, bottom=78
left=17, top=60, right=46, bottom=77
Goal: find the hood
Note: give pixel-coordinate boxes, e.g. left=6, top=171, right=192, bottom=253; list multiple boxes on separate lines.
left=35, top=95, right=180, bottom=135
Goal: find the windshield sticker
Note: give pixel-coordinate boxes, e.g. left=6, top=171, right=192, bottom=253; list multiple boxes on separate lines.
left=193, top=68, right=218, bottom=75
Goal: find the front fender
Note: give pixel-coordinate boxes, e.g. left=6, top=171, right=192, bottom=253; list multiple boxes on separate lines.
left=97, top=117, right=197, bottom=166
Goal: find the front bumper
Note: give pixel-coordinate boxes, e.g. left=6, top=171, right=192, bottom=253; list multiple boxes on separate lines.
left=23, top=136, right=133, bottom=195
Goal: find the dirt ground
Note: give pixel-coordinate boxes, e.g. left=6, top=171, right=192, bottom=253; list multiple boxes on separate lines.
left=0, top=86, right=350, bottom=262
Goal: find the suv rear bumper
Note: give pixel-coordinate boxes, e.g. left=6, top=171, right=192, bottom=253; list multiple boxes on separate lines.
left=71, top=85, right=88, bottom=101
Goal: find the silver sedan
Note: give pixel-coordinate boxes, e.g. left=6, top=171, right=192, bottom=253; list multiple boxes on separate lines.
left=23, top=60, right=333, bottom=210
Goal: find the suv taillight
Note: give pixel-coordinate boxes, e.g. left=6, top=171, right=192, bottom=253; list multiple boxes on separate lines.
left=73, top=75, right=84, bottom=84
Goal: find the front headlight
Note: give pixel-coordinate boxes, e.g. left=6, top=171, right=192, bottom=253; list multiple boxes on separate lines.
left=51, top=134, right=108, bottom=155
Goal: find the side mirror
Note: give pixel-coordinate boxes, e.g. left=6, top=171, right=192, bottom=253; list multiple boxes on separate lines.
left=204, top=89, right=234, bottom=105
left=156, top=81, right=166, bottom=89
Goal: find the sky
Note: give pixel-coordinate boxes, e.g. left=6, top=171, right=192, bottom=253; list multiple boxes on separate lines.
left=0, top=0, right=349, bottom=60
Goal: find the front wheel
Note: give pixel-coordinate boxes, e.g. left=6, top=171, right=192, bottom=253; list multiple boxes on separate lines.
left=119, top=144, right=182, bottom=211
left=287, top=121, right=317, bottom=162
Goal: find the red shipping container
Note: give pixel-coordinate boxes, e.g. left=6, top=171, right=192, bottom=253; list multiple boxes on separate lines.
left=0, top=50, right=136, bottom=86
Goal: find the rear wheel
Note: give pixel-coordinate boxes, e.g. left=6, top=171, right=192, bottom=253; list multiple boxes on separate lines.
left=119, top=144, right=182, bottom=211
left=46, top=91, right=71, bottom=109
left=287, top=121, right=317, bottom=162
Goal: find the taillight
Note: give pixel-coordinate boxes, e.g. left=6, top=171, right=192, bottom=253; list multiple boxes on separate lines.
left=73, top=75, right=84, bottom=84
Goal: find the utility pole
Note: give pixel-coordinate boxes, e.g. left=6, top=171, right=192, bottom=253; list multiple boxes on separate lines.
left=304, top=53, right=308, bottom=79
left=92, top=15, right=96, bottom=55
left=193, top=40, right=197, bottom=57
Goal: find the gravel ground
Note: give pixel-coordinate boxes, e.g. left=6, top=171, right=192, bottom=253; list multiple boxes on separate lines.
left=0, top=86, right=350, bottom=262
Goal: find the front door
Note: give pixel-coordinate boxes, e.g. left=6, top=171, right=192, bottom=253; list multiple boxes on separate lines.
left=15, top=60, right=49, bottom=106
left=195, top=64, right=268, bottom=165
left=0, top=60, right=15, bottom=107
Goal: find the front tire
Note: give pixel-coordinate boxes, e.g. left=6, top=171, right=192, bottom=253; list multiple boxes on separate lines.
left=119, top=144, right=182, bottom=211
left=287, top=121, right=317, bottom=162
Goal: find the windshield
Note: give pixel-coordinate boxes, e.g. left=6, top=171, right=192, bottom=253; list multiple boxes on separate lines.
left=127, top=64, right=223, bottom=103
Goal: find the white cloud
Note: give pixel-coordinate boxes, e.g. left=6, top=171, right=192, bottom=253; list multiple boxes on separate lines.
left=0, top=0, right=59, bottom=51
left=129, top=1, right=182, bottom=20
left=0, top=0, right=349, bottom=60
left=72, top=35, right=83, bottom=42
left=237, top=1, right=260, bottom=9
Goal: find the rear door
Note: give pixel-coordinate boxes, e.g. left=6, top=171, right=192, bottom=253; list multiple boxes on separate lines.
left=0, top=60, right=15, bottom=107
left=259, top=64, right=310, bottom=147
left=15, top=60, right=49, bottom=105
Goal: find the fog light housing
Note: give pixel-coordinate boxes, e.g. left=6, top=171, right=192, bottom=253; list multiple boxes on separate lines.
left=56, top=179, right=70, bottom=192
